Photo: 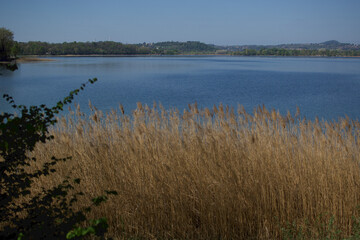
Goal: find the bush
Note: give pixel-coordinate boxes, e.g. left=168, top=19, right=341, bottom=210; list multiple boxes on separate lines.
left=0, top=78, right=117, bottom=239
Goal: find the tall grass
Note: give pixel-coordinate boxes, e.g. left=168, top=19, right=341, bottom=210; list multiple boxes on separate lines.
left=30, top=102, right=360, bottom=239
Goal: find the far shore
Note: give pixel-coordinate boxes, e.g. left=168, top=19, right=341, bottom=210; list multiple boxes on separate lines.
left=20, top=54, right=360, bottom=58
left=0, top=57, right=56, bottom=64
left=16, top=57, right=56, bottom=62
left=1, top=54, right=359, bottom=64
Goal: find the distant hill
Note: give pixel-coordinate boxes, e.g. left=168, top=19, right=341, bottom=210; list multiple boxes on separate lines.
left=221, top=40, right=360, bottom=51
left=149, top=41, right=217, bottom=54
left=321, top=40, right=342, bottom=46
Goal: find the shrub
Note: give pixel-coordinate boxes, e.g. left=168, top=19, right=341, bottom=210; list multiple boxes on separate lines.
left=0, top=78, right=116, bottom=239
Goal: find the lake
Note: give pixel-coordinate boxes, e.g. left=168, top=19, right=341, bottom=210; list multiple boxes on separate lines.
left=1, top=56, right=360, bottom=121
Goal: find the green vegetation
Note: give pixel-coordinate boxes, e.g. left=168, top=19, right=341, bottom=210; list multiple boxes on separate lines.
left=231, top=48, right=360, bottom=56
left=222, top=40, right=360, bottom=51
left=0, top=27, right=16, bottom=61
left=16, top=40, right=360, bottom=57
left=224, top=40, right=360, bottom=57
left=275, top=40, right=358, bottom=51
left=280, top=213, right=360, bottom=240
left=17, top=41, right=151, bottom=55
left=16, top=40, right=216, bottom=56
left=152, top=41, right=217, bottom=54
left=0, top=78, right=117, bottom=239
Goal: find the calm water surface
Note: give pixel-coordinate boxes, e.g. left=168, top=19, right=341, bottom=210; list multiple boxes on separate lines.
left=1, top=56, right=360, bottom=121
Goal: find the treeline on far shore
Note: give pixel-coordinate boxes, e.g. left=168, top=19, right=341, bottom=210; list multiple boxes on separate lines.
left=16, top=40, right=360, bottom=56
left=17, top=41, right=151, bottom=55
left=16, top=41, right=216, bottom=56
left=231, top=48, right=360, bottom=57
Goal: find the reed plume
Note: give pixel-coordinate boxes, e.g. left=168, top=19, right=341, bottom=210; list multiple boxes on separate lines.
left=29, top=103, right=360, bottom=239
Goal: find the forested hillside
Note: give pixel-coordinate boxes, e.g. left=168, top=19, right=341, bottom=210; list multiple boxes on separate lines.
left=15, top=40, right=360, bottom=56
left=151, top=41, right=216, bottom=54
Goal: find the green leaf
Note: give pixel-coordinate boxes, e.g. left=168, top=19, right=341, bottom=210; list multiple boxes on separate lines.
left=17, top=233, right=24, bottom=240
left=92, top=195, right=108, bottom=206
left=66, top=226, right=96, bottom=239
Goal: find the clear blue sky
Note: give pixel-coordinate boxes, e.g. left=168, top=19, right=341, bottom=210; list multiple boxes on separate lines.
left=1, top=0, right=359, bottom=45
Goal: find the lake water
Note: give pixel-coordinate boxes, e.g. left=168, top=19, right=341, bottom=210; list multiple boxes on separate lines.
left=1, top=56, right=360, bottom=121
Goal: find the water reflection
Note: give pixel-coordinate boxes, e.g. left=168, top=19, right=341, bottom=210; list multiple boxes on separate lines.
left=0, top=63, right=18, bottom=75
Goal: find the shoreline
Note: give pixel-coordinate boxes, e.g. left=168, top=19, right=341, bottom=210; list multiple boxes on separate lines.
left=2, top=55, right=359, bottom=64
left=17, top=54, right=360, bottom=58
left=16, top=57, right=56, bottom=62
left=0, top=57, right=56, bottom=64
left=15, top=56, right=56, bottom=63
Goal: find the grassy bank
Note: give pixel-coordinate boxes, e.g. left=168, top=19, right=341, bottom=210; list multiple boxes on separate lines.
left=29, top=103, right=360, bottom=239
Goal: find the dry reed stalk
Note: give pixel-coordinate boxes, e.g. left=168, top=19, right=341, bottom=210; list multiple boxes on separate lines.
left=28, top=104, right=360, bottom=239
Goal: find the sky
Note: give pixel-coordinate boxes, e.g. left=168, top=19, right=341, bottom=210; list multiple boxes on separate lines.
left=1, top=0, right=360, bottom=45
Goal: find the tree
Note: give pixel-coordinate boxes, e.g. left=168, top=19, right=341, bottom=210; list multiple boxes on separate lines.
left=0, top=27, right=14, bottom=61
left=10, top=42, right=20, bottom=58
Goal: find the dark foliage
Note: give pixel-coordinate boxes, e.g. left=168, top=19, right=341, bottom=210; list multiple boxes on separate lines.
left=17, top=41, right=151, bottom=55
left=152, top=41, right=217, bottom=54
left=16, top=40, right=218, bottom=55
left=0, top=63, right=18, bottom=73
left=0, top=28, right=15, bottom=61
left=0, top=78, right=117, bottom=239
left=16, top=40, right=360, bottom=57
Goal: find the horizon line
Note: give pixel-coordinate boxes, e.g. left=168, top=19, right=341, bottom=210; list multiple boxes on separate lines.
left=14, top=39, right=360, bottom=46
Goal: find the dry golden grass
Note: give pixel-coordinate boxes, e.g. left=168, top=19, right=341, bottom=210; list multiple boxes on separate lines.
left=30, top=102, right=360, bottom=239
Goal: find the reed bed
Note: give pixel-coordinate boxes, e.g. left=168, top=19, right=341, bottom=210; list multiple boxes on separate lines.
left=30, top=102, right=360, bottom=239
